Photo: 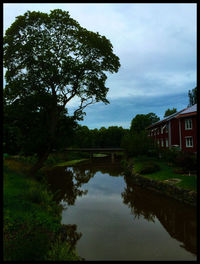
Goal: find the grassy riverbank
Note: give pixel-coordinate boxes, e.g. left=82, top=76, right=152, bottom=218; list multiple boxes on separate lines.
left=132, top=156, right=197, bottom=192
left=3, top=155, right=82, bottom=261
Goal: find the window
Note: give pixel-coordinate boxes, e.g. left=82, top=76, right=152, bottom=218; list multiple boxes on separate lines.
left=166, top=139, right=169, bottom=147
left=161, top=126, right=163, bottom=134
left=185, top=119, right=192, bottom=130
left=165, top=125, right=168, bottom=133
left=185, top=137, right=193, bottom=148
left=157, top=128, right=159, bottom=135
left=161, top=139, right=164, bottom=147
left=157, top=140, right=160, bottom=146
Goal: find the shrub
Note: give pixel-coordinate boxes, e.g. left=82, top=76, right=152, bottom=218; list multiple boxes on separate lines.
left=138, top=162, right=160, bottom=174
left=121, top=131, right=156, bottom=157
left=160, top=148, right=179, bottom=163
left=45, top=235, right=80, bottom=261
left=174, top=152, right=197, bottom=172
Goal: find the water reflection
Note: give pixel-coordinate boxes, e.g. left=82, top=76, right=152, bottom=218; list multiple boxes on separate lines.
left=46, top=157, right=197, bottom=259
left=58, top=224, right=82, bottom=251
left=46, top=165, right=93, bottom=205
left=46, top=157, right=123, bottom=204
left=122, top=176, right=197, bottom=255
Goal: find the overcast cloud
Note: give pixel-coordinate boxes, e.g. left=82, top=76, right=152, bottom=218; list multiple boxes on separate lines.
left=3, top=3, right=197, bottom=128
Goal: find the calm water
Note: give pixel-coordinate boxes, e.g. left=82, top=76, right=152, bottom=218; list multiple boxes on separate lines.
left=46, top=157, right=197, bottom=261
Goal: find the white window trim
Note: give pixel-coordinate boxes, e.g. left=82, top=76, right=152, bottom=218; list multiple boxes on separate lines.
left=185, top=119, right=192, bottom=130
left=185, top=136, right=193, bottom=148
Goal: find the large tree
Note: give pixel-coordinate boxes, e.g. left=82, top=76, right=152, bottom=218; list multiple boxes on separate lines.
left=3, top=9, right=120, bottom=174
left=130, top=113, right=160, bottom=134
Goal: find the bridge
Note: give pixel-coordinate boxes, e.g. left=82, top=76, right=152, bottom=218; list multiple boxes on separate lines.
left=63, top=148, right=125, bottom=162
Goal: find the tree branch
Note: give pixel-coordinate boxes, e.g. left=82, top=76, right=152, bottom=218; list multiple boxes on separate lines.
left=73, top=96, right=96, bottom=119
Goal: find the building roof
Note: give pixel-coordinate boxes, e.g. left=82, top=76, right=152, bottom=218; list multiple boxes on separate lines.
left=175, top=104, right=197, bottom=118
left=146, top=108, right=186, bottom=129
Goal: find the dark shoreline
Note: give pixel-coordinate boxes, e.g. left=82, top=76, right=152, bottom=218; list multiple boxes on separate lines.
left=124, top=165, right=196, bottom=207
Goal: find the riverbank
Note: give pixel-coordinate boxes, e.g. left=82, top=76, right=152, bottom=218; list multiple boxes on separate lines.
left=122, top=156, right=197, bottom=207
left=3, top=155, right=83, bottom=261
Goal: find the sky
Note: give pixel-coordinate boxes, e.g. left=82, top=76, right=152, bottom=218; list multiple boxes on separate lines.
left=3, top=3, right=197, bottom=129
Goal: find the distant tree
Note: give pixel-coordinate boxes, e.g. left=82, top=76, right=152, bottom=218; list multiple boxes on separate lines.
left=3, top=9, right=120, bottom=174
left=130, top=113, right=160, bottom=133
left=164, top=108, right=177, bottom=117
left=121, top=130, right=156, bottom=157
left=188, top=87, right=197, bottom=106
left=73, top=125, right=128, bottom=148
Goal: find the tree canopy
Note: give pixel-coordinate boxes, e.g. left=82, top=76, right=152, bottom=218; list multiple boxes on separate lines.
left=3, top=9, right=120, bottom=173
left=130, top=113, right=160, bottom=133
left=164, top=108, right=177, bottom=117
left=188, top=87, right=197, bottom=107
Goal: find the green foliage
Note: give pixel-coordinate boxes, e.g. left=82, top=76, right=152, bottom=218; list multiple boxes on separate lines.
left=137, top=162, right=160, bottom=174
left=3, top=9, right=120, bottom=169
left=174, top=152, right=197, bottom=172
left=45, top=236, right=80, bottom=261
left=188, top=87, right=197, bottom=106
left=132, top=156, right=197, bottom=191
left=130, top=113, right=160, bottom=133
left=159, top=148, right=179, bottom=163
left=160, top=148, right=197, bottom=173
left=164, top=108, right=177, bottom=117
left=3, top=164, right=79, bottom=261
left=121, top=130, right=157, bottom=157
left=73, top=125, right=128, bottom=148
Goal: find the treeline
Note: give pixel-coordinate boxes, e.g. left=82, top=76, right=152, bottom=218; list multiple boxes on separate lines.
left=73, top=126, right=129, bottom=148
left=3, top=104, right=128, bottom=154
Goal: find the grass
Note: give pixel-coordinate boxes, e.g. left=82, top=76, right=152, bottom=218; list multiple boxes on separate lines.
left=132, top=156, right=197, bottom=191
left=53, top=158, right=88, bottom=167
left=93, top=153, right=108, bottom=157
left=44, top=151, right=90, bottom=167
left=3, top=158, right=81, bottom=261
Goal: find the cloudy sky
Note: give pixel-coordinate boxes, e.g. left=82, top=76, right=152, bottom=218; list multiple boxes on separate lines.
left=3, top=3, right=197, bottom=129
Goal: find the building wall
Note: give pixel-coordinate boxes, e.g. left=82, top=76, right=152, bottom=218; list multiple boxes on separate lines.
left=148, top=121, right=169, bottom=149
left=147, top=114, right=197, bottom=153
left=170, top=119, right=180, bottom=146
left=180, top=116, right=197, bottom=153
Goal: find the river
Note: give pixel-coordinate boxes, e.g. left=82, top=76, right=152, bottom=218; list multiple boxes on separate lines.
left=46, top=156, right=197, bottom=261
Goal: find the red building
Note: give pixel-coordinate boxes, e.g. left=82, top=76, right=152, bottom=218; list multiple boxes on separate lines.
left=146, top=104, right=197, bottom=153
left=176, top=104, right=197, bottom=153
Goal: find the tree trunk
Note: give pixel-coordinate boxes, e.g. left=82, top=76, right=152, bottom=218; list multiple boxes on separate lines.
left=29, top=148, right=51, bottom=176
left=29, top=94, right=58, bottom=176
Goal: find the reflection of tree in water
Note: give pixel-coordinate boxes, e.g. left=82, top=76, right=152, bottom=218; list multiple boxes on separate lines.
left=56, top=223, right=84, bottom=260
left=122, top=179, right=156, bottom=222
left=76, top=157, right=123, bottom=177
left=46, top=165, right=94, bottom=205
left=46, top=157, right=123, bottom=205
left=58, top=224, right=82, bottom=250
left=122, top=176, right=197, bottom=255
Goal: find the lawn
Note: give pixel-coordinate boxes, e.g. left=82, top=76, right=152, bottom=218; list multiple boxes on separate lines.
left=3, top=160, right=80, bottom=261
left=133, top=156, right=197, bottom=191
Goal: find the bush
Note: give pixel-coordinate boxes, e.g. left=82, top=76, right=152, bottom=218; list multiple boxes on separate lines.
left=121, top=131, right=156, bottom=157
left=45, top=235, right=80, bottom=261
left=174, top=152, right=197, bottom=172
left=160, top=148, right=179, bottom=163
left=138, top=162, right=160, bottom=174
